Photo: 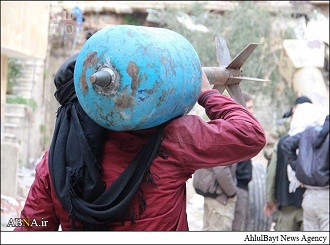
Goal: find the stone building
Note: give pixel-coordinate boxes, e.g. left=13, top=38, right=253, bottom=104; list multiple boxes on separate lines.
left=1, top=1, right=50, bottom=197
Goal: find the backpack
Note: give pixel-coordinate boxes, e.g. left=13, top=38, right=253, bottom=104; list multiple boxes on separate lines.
left=295, top=126, right=329, bottom=187
left=192, top=168, right=218, bottom=197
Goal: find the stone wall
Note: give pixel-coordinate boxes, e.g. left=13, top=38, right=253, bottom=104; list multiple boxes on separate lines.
left=1, top=143, right=19, bottom=197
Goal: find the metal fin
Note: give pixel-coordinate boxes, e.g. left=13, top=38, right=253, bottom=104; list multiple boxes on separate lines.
left=227, top=43, right=258, bottom=69
left=215, top=35, right=232, bottom=67
left=226, top=83, right=247, bottom=108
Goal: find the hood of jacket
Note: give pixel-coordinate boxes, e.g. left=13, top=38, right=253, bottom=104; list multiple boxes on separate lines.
left=312, top=115, right=329, bottom=148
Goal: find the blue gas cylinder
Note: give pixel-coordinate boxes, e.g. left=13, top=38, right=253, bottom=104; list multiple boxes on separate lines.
left=74, top=25, right=201, bottom=131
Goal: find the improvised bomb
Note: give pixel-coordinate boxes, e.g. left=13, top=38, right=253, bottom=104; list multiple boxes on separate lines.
left=74, top=25, right=269, bottom=131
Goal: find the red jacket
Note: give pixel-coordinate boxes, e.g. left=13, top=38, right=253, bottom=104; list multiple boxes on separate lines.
left=15, top=90, right=266, bottom=231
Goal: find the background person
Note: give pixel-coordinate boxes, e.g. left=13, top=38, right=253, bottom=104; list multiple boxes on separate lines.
left=201, top=164, right=237, bottom=231
left=232, top=91, right=254, bottom=231
left=282, top=109, right=328, bottom=231
left=263, top=96, right=312, bottom=229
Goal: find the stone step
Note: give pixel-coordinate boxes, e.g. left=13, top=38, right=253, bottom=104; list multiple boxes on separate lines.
left=9, top=92, right=32, bottom=98
left=11, top=88, right=32, bottom=95
left=4, top=103, right=27, bottom=114
left=2, top=133, right=17, bottom=143
left=14, top=78, right=35, bottom=83
left=8, top=82, right=32, bottom=88
left=3, top=113, right=26, bottom=124
left=13, top=71, right=35, bottom=77
left=19, top=69, right=44, bottom=76
left=3, top=123, right=21, bottom=136
left=3, top=117, right=26, bottom=125
left=15, top=60, right=44, bottom=67
left=6, top=92, right=31, bottom=99
left=8, top=60, right=44, bottom=99
left=11, top=86, right=32, bottom=91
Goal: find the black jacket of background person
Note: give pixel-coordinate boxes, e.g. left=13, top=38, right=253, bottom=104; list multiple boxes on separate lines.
left=236, top=159, right=252, bottom=191
left=275, top=135, right=305, bottom=208
left=282, top=115, right=329, bottom=187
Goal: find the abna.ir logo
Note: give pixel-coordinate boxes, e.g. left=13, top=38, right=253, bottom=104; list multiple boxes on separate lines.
left=6, top=217, right=49, bottom=227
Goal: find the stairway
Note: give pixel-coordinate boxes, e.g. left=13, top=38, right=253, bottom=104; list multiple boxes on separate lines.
left=2, top=103, right=28, bottom=144
left=2, top=58, right=44, bottom=166
left=9, top=59, right=44, bottom=100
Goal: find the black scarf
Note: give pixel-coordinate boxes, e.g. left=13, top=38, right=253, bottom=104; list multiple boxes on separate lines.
left=49, top=53, right=167, bottom=230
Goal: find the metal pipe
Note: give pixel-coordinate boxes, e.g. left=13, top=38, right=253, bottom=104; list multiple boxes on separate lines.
left=89, top=67, right=119, bottom=96
left=202, top=67, right=242, bottom=86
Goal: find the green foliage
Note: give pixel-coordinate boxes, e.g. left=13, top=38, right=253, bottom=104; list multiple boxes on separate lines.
left=7, top=58, right=38, bottom=111
left=6, top=96, right=38, bottom=111
left=218, top=2, right=296, bottom=98
left=40, top=124, right=50, bottom=150
left=159, top=1, right=298, bottom=117
left=7, top=58, right=22, bottom=94
left=123, top=14, right=142, bottom=25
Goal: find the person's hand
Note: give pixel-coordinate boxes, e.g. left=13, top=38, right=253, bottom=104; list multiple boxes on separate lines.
left=263, top=202, right=277, bottom=217
left=287, top=165, right=300, bottom=193
left=289, top=180, right=301, bottom=193
left=201, top=71, right=212, bottom=94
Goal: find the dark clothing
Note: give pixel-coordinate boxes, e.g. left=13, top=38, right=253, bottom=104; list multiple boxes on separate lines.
left=232, top=159, right=252, bottom=231
left=314, top=115, right=329, bottom=148
left=236, top=159, right=252, bottom=191
left=274, top=135, right=305, bottom=208
left=282, top=115, right=329, bottom=187
left=281, top=116, right=329, bottom=232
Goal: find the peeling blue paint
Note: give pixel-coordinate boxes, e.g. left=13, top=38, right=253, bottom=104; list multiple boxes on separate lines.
left=74, top=25, right=201, bottom=131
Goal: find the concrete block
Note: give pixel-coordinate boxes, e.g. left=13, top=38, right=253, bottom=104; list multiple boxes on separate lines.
left=1, top=142, right=19, bottom=197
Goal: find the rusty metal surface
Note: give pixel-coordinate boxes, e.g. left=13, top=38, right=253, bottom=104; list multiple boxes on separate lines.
left=74, top=25, right=201, bottom=131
